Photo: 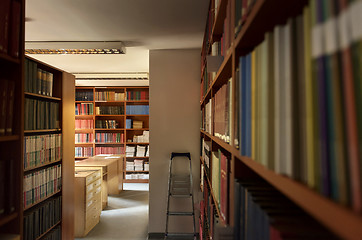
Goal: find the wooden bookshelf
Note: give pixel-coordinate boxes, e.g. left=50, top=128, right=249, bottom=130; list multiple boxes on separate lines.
left=0, top=0, right=24, bottom=238
left=75, top=86, right=150, bottom=183
left=200, top=0, right=362, bottom=239
left=23, top=56, right=75, bottom=239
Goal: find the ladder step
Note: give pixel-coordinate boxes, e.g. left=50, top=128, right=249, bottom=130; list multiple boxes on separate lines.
left=170, top=193, right=192, bottom=198
left=168, top=211, right=193, bottom=216
left=166, top=233, right=196, bottom=239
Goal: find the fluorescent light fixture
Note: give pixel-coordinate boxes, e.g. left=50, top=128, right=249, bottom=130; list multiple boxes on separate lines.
left=25, top=41, right=126, bottom=54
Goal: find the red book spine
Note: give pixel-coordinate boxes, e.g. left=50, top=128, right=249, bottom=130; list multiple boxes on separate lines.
left=339, top=0, right=361, bottom=213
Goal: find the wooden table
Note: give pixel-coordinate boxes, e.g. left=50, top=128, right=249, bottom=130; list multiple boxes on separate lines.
left=75, top=154, right=124, bottom=208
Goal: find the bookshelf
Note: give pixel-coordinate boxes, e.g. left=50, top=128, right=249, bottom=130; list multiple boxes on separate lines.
left=200, top=0, right=362, bottom=239
left=0, top=0, right=24, bottom=239
left=23, top=55, right=75, bottom=240
left=75, top=86, right=150, bottom=183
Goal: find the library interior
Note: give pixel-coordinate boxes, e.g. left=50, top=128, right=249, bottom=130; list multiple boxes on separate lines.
left=0, top=0, right=362, bottom=239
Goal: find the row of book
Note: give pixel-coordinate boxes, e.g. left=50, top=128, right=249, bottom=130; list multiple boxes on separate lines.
left=235, top=0, right=362, bottom=210
left=125, top=160, right=149, bottom=171
left=95, top=120, right=120, bottom=129
left=24, top=134, right=62, bottom=170
left=24, top=59, right=54, bottom=97
left=126, top=90, right=149, bottom=101
left=75, top=147, right=93, bottom=157
left=203, top=99, right=212, bottom=134
left=23, top=196, right=61, bottom=240
left=0, top=79, right=14, bottom=135
left=23, top=164, right=62, bottom=208
left=75, top=133, right=94, bottom=143
left=125, top=145, right=149, bottom=157
left=234, top=0, right=257, bottom=37
left=95, top=146, right=125, bottom=155
left=233, top=180, right=337, bottom=240
left=95, top=91, right=125, bottom=101
left=201, top=138, right=211, bottom=175
left=75, top=91, right=93, bottom=101
left=75, top=147, right=94, bottom=157
left=126, top=119, right=143, bottom=129
left=95, top=106, right=124, bottom=115
left=24, top=98, right=60, bottom=130
left=128, top=130, right=149, bottom=143
left=95, top=132, right=124, bottom=143
left=75, top=119, right=94, bottom=129
left=125, top=173, right=149, bottom=180
left=199, top=177, right=217, bottom=239
left=126, top=105, right=149, bottom=115
left=0, top=0, right=21, bottom=58
left=0, top=160, right=15, bottom=216
left=75, top=103, right=93, bottom=115
left=41, top=225, right=61, bottom=240
left=214, top=78, right=232, bottom=144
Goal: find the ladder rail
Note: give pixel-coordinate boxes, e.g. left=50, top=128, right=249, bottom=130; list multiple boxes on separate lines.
left=165, top=152, right=196, bottom=240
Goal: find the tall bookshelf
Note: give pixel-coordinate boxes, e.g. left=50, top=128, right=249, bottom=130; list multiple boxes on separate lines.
left=200, top=0, right=362, bottom=239
left=23, top=55, right=75, bottom=240
left=0, top=0, right=24, bottom=238
left=75, top=86, right=150, bottom=183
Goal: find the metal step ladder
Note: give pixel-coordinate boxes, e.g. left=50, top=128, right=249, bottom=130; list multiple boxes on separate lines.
left=165, top=152, right=196, bottom=240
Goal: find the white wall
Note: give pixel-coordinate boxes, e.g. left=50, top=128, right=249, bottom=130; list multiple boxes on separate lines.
left=149, top=49, right=201, bottom=234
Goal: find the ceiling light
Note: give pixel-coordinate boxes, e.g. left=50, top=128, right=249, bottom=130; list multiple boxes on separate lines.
left=25, top=41, right=126, bottom=54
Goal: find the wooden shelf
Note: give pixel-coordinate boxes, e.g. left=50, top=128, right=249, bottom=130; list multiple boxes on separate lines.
left=24, top=129, right=61, bottom=134
left=75, top=129, right=94, bottom=131
left=126, top=100, right=149, bottom=103
left=95, top=101, right=124, bottom=103
left=75, top=157, right=91, bottom=159
left=0, top=135, right=19, bottom=142
left=236, top=155, right=362, bottom=240
left=35, top=221, right=61, bottom=240
left=125, top=142, right=149, bottom=145
left=25, top=92, right=61, bottom=101
left=95, top=115, right=124, bottom=117
left=126, top=128, right=149, bottom=131
left=75, top=142, right=94, bottom=145
left=24, top=190, right=61, bottom=211
left=0, top=53, right=21, bottom=64
left=211, top=0, right=228, bottom=38
left=94, top=142, right=124, bottom=145
left=94, top=128, right=123, bottom=131
left=0, top=212, right=18, bottom=227
left=75, top=115, right=94, bottom=117
left=24, top=159, right=62, bottom=172
left=75, top=101, right=93, bottom=103
left=124, top=179, right=149, bottom=183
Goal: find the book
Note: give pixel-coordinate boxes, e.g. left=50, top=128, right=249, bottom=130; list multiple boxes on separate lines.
left=8, top=0, right=21, bottom=57
left=0, top=160, right=5, bottom=215
left=0, top=79, right=8, bottom=135
left=219, top=150, right=228, bottom=223
left=0, top=0, right=11, bottom=53
left=6, top=80, right=15, bottom=135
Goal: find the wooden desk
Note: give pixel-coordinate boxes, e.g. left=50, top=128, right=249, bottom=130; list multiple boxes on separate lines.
left=75, top=155, right=124, bottom=195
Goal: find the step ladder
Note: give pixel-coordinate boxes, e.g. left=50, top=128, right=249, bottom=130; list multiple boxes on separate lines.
left=165, top=152, right=196, bottom=240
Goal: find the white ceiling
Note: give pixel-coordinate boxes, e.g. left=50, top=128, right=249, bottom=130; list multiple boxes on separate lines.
left=25, top=0, right=209, bottom=74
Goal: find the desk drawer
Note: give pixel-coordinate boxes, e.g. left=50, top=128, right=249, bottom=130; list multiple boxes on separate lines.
left=86, top=178, right=101, bottom=194
left=86, top=192, right=101, bottom=211
left=86, top=186, right=102, bottom=201
left=85, top=170, right=101, bottom=185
